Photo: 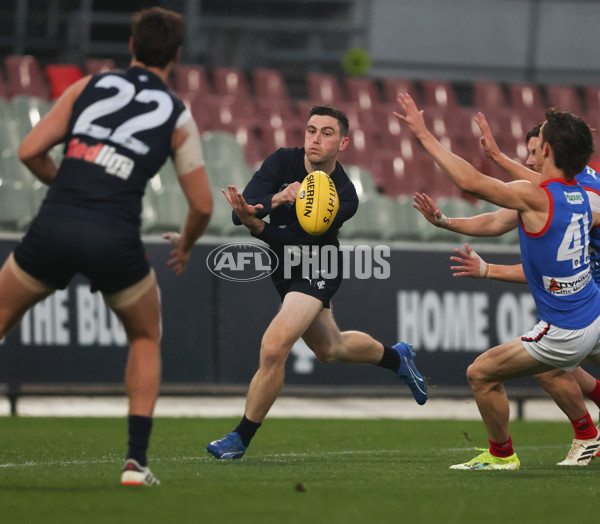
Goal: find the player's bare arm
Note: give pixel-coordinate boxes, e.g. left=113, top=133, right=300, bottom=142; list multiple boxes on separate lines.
left=223, top=185, right=265, bottom=235
left=414, top=193, right=518, bottom=236
left=475, top=112, right=541, bottom=184
left=162, top=116, right=213, bottom=276
left=394, top=94, right=548, bottom=229
left=450, top=243, right=527, bottom=283
left=18, top=76, right=91, bottom=185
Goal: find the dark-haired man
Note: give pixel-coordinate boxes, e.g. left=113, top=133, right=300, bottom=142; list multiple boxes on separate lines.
left=6, top=7, right=212, bottom=485
left=396, top=96, right=600, bottom=470
left=206, top=104, right=427, bottom=460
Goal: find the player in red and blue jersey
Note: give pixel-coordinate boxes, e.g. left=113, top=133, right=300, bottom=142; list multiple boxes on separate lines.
left=397, top=96, right=600, bottom=470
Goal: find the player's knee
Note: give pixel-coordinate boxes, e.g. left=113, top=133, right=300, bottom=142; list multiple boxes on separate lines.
left=313, top=346, right=336, bottom=364
left=466, top=362, right=484, bottom=388
left=260, top=340, right=289, bottom=368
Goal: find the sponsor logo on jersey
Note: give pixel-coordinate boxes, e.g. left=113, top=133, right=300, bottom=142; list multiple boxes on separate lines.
left=564, top=191, right=584, bottom=204
left=65, top=138, right=135, bottom=180
left=543, top=268, right=591, bottom=295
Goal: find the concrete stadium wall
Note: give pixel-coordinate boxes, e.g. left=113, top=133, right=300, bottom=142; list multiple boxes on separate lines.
left=368, top=0, right=600, bottom=84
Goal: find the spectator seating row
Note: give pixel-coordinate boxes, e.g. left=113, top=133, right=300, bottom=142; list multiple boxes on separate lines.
left=0, top=91, right=517, bottom=243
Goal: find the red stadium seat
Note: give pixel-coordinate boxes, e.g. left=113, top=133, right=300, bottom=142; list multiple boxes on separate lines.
left=202, top=95, right=259, bottom=132
left=45, top=64, right=84, bottom=100
left=339, top=127, right=379, bottom=170
left=372, top=151, right=428, bottom=197
left=472, top=80, right=508, bottom=110
left=345, top=76, right=382, bottom=110
left=253, top=68, right=291, bottom=104
left=259, top=124, right=304, bottom=153
left=381, top=77, right=420, bottom=105
left=545, top=85, right=583, bottom=114
left=212, top=67, right=252, bottom=101
left=421, top=79, right=460, bottom=110
left=256, top=98, right=304, bottom=130
left=0, top=69, right=9, bottom=99
left=584, top=86, right=600, bottom=114
left=508, top=82, right=545, bottom=113
left=4, top=55, right=48, bottom=99
left=84, top=58, right=115, bottom=75
left=306, top=73, right=345, bottom=105
left=171, top=64, right=211, bottom=98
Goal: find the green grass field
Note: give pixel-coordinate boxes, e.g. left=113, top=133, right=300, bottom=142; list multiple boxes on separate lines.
left=0, top=417, right=597, bottom=524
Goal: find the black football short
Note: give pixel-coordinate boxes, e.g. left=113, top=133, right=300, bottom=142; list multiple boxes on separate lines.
left=13, top=213, right=150, bottom=294
left=274, top=269, right=343, bottom=309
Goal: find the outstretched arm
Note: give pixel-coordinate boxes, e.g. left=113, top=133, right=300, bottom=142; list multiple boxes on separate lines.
left=413, top=193, right=518, bottom=236
left=394, top=94, right=538, bottom=213
left=450, top=243, right=527, bottom=283
left=475, top=112, right=541, bottom=184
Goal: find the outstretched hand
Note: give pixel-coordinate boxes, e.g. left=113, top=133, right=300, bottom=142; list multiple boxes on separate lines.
left=163, top=232, right=190, bottom=277
left=393, top=93, right=428, bottom=138
left=413, top=193, right=449, bottom=228
left=222, top=185, right=264, bottom=224
left=474, top=112, right=501, bottom=161
left=449, top=243, right=489, bottom=278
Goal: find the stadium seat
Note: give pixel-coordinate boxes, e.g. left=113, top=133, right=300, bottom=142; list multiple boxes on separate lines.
left=4, top=55, right=49, bottom=99
left=232, top=125, right=265, bottom=167
left=253, top=68, right=291, bottom=105
left=201, top=94, right=259, bottom=133
left=306, top=73, right=345, bottom=105
left=472, top=80, right=508, bottom=110
left=345, top=77, right=382, bottom=110
left=421, top=79, right=460, bottom=110
left=584, top=86, right=600, bottom=114
left=545, top=85, right=583, bottom=114
left=255, top=98, right=304, bottom=130
left=212, top=67, right=252, bottom=101
left=381, top=78, right=420, bottom=105
left=339, top=127, right=379, bottom=170
left=345, top=165, right=379, bottom=201
left=171, top=64, right=211, bottom=98
left=372, top=151, right=427, bottom=198
left=258, top=124, right=304, bottom=154
left=11, top=95, right=52, bottom=141
left=372, top=103, right=413, bottom=150
left=508, top=83, right=545, bottom=114
left=84, top=58, right=115, bottom=75
left=45, top=64, right=84, bottom=99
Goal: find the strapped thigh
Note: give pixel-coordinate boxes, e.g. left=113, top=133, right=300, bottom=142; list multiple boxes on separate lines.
left=103, top=269, right=156, bottom=311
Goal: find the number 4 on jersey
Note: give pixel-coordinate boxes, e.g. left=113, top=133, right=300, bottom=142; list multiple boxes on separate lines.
left=557, top=212, right=590, bottom=269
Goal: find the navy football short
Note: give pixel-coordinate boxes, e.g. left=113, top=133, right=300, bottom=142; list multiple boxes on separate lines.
left=274, top=270, right=343, bottom=309
left=13, top=213, right=150, bottom=294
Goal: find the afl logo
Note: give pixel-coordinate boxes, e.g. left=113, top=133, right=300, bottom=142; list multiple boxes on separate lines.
left=206, top=243, right=279, bottom=282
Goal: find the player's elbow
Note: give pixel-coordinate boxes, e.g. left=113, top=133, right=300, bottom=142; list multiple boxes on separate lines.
left=17, top=140, right=37, bottom=164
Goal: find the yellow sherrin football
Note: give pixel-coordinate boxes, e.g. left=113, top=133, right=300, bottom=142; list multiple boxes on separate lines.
left=295, top=170, right=339, bottom=235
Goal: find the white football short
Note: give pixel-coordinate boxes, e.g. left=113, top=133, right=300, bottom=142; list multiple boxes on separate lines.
left=521, top=316, right=600, bottom=371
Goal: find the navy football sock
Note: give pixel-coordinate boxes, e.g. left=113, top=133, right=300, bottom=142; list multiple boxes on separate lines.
left=376, top=345, right=401, bottom=372
left=234, top=415, right=261, bottom=447
left=126, top=415, right=153, bottom=467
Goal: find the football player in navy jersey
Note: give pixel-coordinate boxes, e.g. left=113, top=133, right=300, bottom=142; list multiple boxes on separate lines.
left=205, top=105, right=428, bottom=460
left=396, top=95, right=600, bottom=470
left=1, top=7, right=212, bottom=485
left=414, top=122, right=600, bottom=465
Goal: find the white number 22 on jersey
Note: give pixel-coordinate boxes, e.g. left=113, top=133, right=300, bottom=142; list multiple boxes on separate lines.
left=72, top=75, right=173, bottom=155
left=557, top=212, right=590, bottom=269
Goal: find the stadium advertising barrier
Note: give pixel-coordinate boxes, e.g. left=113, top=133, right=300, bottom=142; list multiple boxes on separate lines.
left=0, top=236, right=540, bottom=392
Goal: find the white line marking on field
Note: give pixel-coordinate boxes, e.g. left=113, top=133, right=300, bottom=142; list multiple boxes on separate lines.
left=0, top=444, right=571, bottom=469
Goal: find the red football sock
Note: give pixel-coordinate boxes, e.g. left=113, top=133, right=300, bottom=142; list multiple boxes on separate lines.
left=488, top=437, right=514, bottom=458
left=584, top=380, right=600, bottom=409
left=570, top=412, right=598, bottom=440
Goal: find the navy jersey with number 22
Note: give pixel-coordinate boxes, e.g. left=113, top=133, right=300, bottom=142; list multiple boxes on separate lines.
left=41, top=66, right=186, bottom=230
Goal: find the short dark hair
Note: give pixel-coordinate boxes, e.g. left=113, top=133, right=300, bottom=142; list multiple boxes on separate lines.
left=525, top=123, right=543, bottom=144
left=308, top=105, right=349, bottom=137
left=540, top=108, right=594, bottom=180
left=131, top=7, right=184, bottom=69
